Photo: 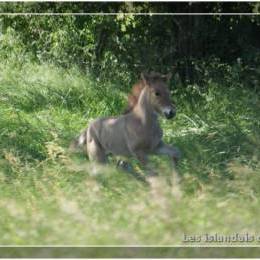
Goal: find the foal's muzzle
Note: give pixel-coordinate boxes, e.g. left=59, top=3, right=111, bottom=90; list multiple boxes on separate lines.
left=163, top=107, right=176, bottom=119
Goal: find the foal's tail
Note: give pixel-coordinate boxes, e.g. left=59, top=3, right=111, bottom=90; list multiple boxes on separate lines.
left=69, top=128, right=88, bottom=152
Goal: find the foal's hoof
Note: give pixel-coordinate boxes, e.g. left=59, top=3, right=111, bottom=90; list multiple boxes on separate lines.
left=173, top=156, right=179, bottom=165
left=117, top=160, right=132, bottom=172
left=147, top=170, right=159, bottom=177
left=173, top=147, right=181, bottom=160
left=172, top=148, right=181, bottom=166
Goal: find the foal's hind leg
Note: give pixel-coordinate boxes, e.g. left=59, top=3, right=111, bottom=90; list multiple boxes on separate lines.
left=86, top=127, right=107, bottom=164
left=87, top=139, right=107, bottom=164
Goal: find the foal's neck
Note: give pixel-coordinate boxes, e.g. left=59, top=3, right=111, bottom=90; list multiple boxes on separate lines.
left=133, top=87, right=158, bottom=124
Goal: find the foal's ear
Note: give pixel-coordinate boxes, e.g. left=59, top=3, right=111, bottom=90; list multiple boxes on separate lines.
left=141, top=72, right=150, bottom=86
left=162, top=72, right=172, bottom=82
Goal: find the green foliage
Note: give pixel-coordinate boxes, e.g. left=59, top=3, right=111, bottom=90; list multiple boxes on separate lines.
left=1, top=3, right=260, bottom=85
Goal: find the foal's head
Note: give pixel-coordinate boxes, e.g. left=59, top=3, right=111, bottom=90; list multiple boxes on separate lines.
left=141, top=72, right=176, bottom=119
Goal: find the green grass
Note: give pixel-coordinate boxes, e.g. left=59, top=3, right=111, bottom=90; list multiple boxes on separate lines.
left=0, top=59, right=260, bottom=245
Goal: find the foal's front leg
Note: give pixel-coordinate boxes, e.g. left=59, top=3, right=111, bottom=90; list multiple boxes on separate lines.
left=155, top=142, right=181, bottom=184
left=155, top=142, right=181, bottom=165
left=134, top=151, right=158, bottom=177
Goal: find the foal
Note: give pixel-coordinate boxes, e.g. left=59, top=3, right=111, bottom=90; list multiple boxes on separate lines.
left=71, top=72, right=180, bottom=177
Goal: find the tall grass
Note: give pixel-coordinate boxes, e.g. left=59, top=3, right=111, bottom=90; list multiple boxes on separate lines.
left=0, top=59, right=260, bottom=245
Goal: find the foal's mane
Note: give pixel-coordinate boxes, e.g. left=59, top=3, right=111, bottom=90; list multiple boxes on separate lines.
left=123, top=80, right=145, bottom=114
left=123, top=72, right=169, bottom=114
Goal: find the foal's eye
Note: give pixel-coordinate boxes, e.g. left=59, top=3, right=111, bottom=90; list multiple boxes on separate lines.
left=155, top=91, right=160, bottom=96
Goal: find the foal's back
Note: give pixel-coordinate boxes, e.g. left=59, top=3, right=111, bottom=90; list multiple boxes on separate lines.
left=87, top=113, right=132, bottom=157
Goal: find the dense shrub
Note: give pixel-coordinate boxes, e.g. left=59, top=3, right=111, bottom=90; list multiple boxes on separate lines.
left=0, top=2, right=260, bottom=87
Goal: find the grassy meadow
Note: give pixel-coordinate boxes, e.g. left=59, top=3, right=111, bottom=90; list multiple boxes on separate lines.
left=0, top=58, right=260, bottom=246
